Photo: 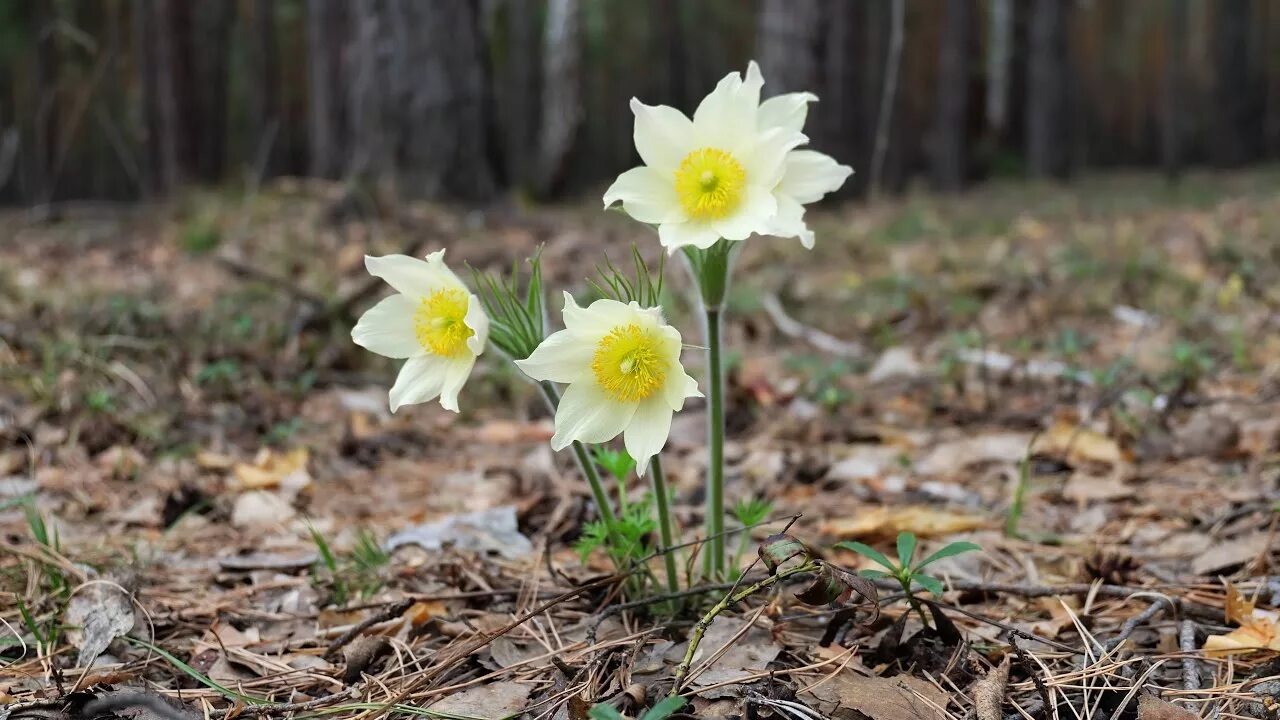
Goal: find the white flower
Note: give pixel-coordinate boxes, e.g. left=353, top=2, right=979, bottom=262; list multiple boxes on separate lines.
left=756, top=90, right=854, bottom=249
left=603, top=61, right=807, bottom=253
left=515, top=293, right=701, bottom=473
left=351, top=250, right=489, bottom=413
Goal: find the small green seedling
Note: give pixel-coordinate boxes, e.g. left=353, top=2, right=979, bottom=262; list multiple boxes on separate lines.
left=593, top=447, right=637, bottom=481
left=589, top=696, right=685, bottom=720
left=836, top=532, right=980, bottom=627
left=729, top=497, right=772, bottom=574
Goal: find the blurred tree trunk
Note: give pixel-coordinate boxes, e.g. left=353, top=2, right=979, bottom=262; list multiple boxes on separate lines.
left=190, top=0, right=233, bottom=182
left=1026, top=0, right=1070, bottom=178
left=306, top=0, right=349, bottom=179
left=868, top=0, right=905, bottom=198
left=533, top=0, right=582, bottom=196
left=493, top=0, right=540, bottom=189
left=1211, top=0, right=1255, bottom=167
left=386, top=0, right=498, bottom=200
left=1162, top=0, right=1188, bottom=181
left=247, top=0, right=280, bottom=178
left=930, top=0, right=974, bottom=191
left=984, top=0, right=1013, bottom=139
left=29, top=0, right=60, bottom=202
left=134, top=0, right=180, bottom=195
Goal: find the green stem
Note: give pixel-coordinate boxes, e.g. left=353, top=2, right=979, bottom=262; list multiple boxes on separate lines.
left=670, top=560, right=819, bottom=695
left=537, top=381, right=617, bottom=529
left=704, top=306, right=726, bottom=579
left=902, top=578, right=931, bottom=628
left=649, top=456, right=681, bottom=596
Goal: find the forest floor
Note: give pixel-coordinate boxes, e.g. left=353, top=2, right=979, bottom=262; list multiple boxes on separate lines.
left=3, top=169, right=1280, bottom=720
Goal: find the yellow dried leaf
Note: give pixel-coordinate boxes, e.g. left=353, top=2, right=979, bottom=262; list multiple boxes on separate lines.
left=1224, top=583, right=1256, bottom=626
left=233, top=447, right=309, bottom=490
left=1203, top=620, right=1280, bottom=655
left=196, top=450, right=235, bottom=470
left=821, top=505, right=989, bottom=539
left=1034, top=421, right=1127, bottom=468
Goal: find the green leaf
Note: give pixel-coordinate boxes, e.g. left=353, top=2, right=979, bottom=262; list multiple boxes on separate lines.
left=896, top=532, right=917, bottom=569
left=733, top=497, right=772, bottom=527
left=834, top=541, right=897, bottom=572
left=857, top=569, right=892, bottom=580
left=588, top=705, right=628, bottom=720
left=912, top=573, right=946, bottom=597
left=592, top=446, right=636, bottom=481
left=124, top=637, right=266, bottom=704
left=914, top=541, right=982, bottom=570
left=640, top=696, right=687, bottom=720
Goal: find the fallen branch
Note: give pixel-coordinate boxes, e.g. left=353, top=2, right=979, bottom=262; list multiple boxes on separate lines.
left=761, top=293, right=865, bottom=358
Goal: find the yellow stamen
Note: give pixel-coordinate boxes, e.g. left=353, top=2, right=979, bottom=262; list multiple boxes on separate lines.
left=414, top=288, right=473, bottom=357
left=674, top=148, right=746, bottom=220
left=591, top=324, right=666, bottom=403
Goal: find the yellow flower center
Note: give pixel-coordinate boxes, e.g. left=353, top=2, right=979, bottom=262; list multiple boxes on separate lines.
left=591, top=324, right=667, bottom=403
left=673, top=148, right=746, bottom=220
left=413, top=288, right=473, bottom=357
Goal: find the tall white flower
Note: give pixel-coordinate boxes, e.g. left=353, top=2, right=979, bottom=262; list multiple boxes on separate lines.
left=757, top=90, right=854, bottom=249
left=603, top=62, right=806, bottom=253
left=516, top=293, right=700, bottom=473
left=351, top=250, right=489, bottom=413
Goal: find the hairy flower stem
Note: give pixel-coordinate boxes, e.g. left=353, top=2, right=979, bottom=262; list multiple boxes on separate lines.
left=703, top=306, right=726, bottom=578
left=670, top=560, right=820, bottom=695
left=648, top=456, right=681, bottom=596
left=684, top=240, right=735, bottom=580
left=537, top=381, right=618, bottom=531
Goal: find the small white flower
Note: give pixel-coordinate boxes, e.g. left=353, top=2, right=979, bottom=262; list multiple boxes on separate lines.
left=516, top=293, right=701, bottom=473
left=603, top=61, right=806, bottom=253
left=757, top=90, right=854, bottom=249
left=351, top=250, right=489, bottom=413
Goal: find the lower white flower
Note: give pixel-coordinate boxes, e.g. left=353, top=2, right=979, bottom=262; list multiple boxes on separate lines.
left=516, top=293, right=701, bottom=473
left=351, top=250, right=489, bottom=413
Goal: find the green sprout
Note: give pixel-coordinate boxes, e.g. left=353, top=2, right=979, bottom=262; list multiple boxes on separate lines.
left=729, top=497, right=772, bottom=575
left=469, top=250, right=546, bottom=362
left=837, top=532, right=980, bottom=627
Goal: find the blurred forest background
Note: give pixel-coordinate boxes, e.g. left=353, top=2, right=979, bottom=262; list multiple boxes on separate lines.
left=2, top=0, right=1279, bottom=207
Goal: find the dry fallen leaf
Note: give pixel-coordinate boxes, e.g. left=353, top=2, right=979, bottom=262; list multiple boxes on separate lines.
left=1034, top=421, right=1128, bottom=468
left=805, top=672, right=950, bottom=720
left=233, top=447, right=310, bottom=490
left=821, top=505, right=990, bottom=539
left=65, top=580, right=136, bottom=667
left=1203, top=619, right=1280, bottom=654
left=427, top=681, right=532, bottom=719
left=1138, top=695, right=1200, bottom=720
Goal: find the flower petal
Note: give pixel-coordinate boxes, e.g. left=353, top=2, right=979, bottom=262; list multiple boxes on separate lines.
left=562, top=292, right=645, bottom=338
left=550, top=381, right=637, bottom=449
left=603, top=166, right=681, bottom=223
left=657, top=221, right=721, bottom=253
left=351, top=293, right=421, bottom=359
left=742, top=127, right=808, bottom=189
left=778, top=150, right=853, bottom=204
left=388, top=354, right=451, bottom=413
left=365, top=251, right=463, bottom=299
left=711, top=184, right=777, bottom=241
left=767, top=194, right=815, bottom=249
left=464, top=293, right=490, bottom=356
left=631, top=99, right=695, bottom=174
left=624, top=395, right=674, bottom=476
left=437, top=355, right=476, bottom=413
left=654, top=325, right=701, bottom=409
left=692, top=67, right=758, bottom=156
left=515, top=328, right=595, bottom=384
left=758, top=92, right=817, bottom=134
